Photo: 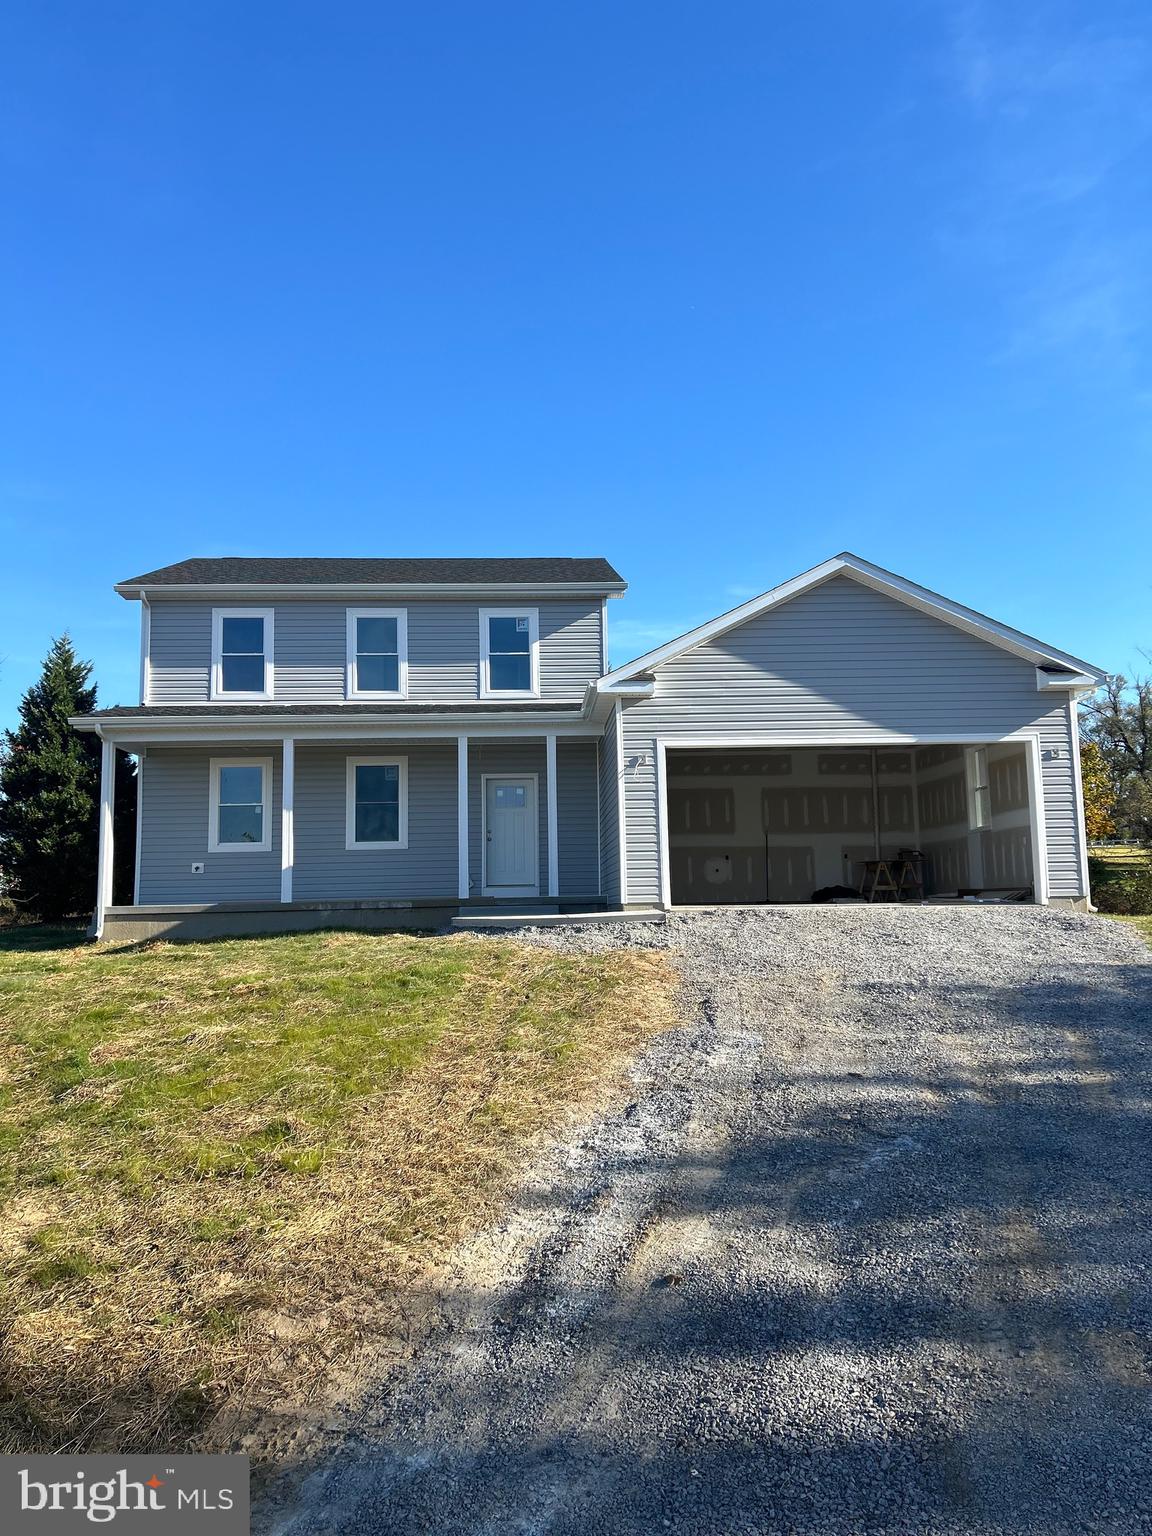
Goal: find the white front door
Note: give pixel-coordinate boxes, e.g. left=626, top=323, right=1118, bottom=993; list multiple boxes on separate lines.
left=484, top=776, right=538, bottom=895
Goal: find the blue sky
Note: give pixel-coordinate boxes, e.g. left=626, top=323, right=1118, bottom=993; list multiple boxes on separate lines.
left=2, top=0, right=1150, bottom=727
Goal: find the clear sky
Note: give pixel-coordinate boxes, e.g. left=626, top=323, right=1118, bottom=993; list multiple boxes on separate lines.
left=2, top=1, right=1150, bottom=728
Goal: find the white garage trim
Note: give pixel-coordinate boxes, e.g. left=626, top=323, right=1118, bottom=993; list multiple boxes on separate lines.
left=654, top=732, right=1049, bottom=910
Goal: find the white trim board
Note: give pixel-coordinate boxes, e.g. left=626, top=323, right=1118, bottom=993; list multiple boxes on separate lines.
left=74, top=719, right=601, bottom=747
left=1067, top=697, right=1092, bottom=907
left=599, top=553, right=1103, bottom=689
left=139, top=597, right=151, bottom=705
left=652, top=732, right=1050, bottom=909
left=133, top=751, right=145, bottom=905
left=118, top=581, right=627, bottom=600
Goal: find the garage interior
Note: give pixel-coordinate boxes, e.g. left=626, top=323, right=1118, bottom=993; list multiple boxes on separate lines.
left=666, top=744, right=1035, bottom=905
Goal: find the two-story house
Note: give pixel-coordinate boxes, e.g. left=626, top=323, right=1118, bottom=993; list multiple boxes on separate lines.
left=74, top=552, right=1101, bottom=940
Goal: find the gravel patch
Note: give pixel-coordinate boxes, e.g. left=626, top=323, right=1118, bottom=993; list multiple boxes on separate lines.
left=264, top=908, right=1152, bottom=1536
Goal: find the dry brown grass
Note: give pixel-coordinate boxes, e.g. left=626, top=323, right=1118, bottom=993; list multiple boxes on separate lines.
left=0, top=927, right=679, bottom=1454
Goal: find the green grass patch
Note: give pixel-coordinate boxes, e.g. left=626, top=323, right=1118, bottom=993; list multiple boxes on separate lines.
left=1103, top=914, right=1152, bottom=946
left=0, top=927, right=678, bottom=1455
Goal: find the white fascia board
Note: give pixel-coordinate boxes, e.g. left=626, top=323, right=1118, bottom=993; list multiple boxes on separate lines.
left=115, top=580, right=627, bottom=601
left=82, top=718, right=605, bottom=745
left=580, top=678, right=645, bottom=724
left=597, top=552, right=1104, bottom=687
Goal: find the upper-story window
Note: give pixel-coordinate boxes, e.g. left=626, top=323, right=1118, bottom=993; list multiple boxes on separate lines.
left=480, top=608, right=540, bottom=697
left=346, top=609, right=408, bottom=698
left=211, top=609, right=274, bottom=700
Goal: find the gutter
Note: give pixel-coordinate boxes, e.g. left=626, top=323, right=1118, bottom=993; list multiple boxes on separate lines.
left=115, top=581, right=628, bottom=601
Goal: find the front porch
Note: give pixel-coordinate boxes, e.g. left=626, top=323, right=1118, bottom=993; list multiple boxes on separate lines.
left=92, top=729, right=607, bottom=939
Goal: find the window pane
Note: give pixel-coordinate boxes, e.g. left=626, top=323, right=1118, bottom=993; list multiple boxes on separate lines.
left=356, top=763, right=399, bottom=803
left=221, top=654, right=265, bottom=693
left=356, top=616, right=397, bottom=654
left=495, top=785, right=526, bottom=808
left=356, top=653, right=400, bottom=692
left=489, top=653, right=531, bottom=691
left=219, top=804, right=263, bottom=844
left=221, top=616, right=264, bottom=654
left=488, top=616, right=530, bottom=654
left=219, top=765, right=264, bottom=805
left=356, top=802, right=400, bottom=843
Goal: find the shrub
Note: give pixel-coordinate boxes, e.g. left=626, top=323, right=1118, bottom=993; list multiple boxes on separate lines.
left=1090, top=856, right=1152, bottom=915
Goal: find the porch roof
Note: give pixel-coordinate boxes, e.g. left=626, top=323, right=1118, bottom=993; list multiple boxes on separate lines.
left=77, top=701, right=584, bottom=721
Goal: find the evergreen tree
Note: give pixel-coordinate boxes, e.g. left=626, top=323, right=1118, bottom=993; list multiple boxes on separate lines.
left=0, top=636, right=102, bottom=919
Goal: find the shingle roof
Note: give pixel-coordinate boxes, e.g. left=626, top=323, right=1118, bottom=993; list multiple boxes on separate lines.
left=118, top=557, right=624, bottom=588
left=84, top=702, right=585, bottom=719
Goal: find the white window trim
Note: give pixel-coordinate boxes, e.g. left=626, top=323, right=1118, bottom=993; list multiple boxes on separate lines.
left=479, top=607, right=540, bottom=699
left=211, top=607, right=275, bottom=701
left=208, top=756, right=273, bottom=853
left=345, top=608, right=408, bottom=699
left=346, top=755, right=409, bottom=850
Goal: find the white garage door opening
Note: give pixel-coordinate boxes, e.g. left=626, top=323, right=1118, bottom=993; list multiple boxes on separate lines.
left=663, top=743, right=1038, bottom=905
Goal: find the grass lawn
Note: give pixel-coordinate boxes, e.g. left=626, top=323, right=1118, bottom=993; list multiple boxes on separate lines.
left=1105, top=914, right=1152, bottom=945
left=0, top=926, right=677, bottom=1455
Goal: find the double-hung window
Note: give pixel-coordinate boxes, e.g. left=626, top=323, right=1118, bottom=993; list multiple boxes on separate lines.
left=346, top=757, right=408, bottom=849
left=346, top=609, right=408, bottom=698
left=212, top=609, right=274, bottom=699
left=208, top=758, right=273, bottom=852
left=480, top=608, right=539, bottom=696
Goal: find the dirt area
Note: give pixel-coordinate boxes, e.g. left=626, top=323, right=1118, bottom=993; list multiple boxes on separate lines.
left=259, top=908, right=1152, bottom=1536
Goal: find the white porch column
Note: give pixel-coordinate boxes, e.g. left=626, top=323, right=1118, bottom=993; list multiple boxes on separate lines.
left=457, top=734, right=470, bottom=900
left=95, top=737, right=115, bottom=938
left=133, top=751, right=145, bottom=905
left=280, top=736, right=295, bottom=904
left=545, top=732, right=559, bottom=899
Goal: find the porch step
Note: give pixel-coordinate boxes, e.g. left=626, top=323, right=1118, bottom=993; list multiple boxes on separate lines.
left=452, top=908, right=667, bottom=930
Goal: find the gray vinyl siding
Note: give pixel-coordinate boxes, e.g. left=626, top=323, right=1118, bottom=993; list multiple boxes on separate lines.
left=138, top=745, right=281, bottom=903
left=146, top=597, right=603, bottom=704
left=276, top=604, right=347, bottom=701
left=135, top=736, right=601, bottom=905
left=619, top=575, right=1085, bottom=904
left=294, top=741, right=457, bottom=899
left=538, top=604, right=602, bottom=699
left=409, top=604, right=483, bottom=698
left=558, top=740, right=600, bottom=896
left=148, top=602, right=212, bottom=702
left=598, top=710, right=621, bottom=903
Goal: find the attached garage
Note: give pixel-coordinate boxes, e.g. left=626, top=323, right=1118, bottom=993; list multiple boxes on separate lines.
left=664, top=740, right=1038, bottom=904
left=593, top=553, right=1101, bottom=913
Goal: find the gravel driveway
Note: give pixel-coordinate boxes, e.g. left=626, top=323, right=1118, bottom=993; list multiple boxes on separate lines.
left=267, top=908, right=1152, bottom=1536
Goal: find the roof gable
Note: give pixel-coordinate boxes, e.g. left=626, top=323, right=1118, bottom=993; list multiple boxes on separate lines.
left=599, top=552, right=1102, bottom=688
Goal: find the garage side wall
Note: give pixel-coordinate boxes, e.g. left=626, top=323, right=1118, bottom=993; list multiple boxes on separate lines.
left=618, top=576, right=1085, bottom=905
